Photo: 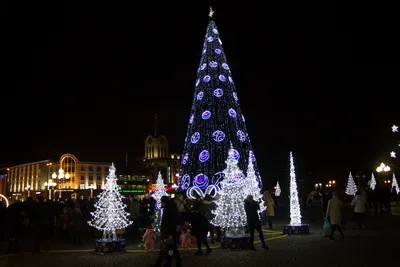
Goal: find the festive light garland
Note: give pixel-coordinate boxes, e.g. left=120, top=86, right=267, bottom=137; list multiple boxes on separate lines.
left=211, top=146, right=247, bottom=236
left=345, top=172, right=357, bottom=196
left=89, top=163, right=132, bottom=241
left=289, top=152, right=302, bottom=226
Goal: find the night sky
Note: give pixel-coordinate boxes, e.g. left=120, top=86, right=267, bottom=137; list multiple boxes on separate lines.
left=3, top=2, right=399, bottom=188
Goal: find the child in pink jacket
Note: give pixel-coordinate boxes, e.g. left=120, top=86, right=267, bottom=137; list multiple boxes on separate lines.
left=179, top=224, right=191, bottom=252
left=142, top=224, right=156, bottom=252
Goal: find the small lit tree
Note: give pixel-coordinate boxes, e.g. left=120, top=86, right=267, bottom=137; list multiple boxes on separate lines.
left=89, top=163, right=132, bottom=241
left=392, top=173, right=400, bottom=194
left=152, top=171, right=167, bottom=231
left=345, top=172, right=357, bottom=196
left=243, top=154, right=265, bottom=214
left=211, top=146, right=247, bottom=236
left=369, top=172, right=376, bottom=190
left=289, top=152, right=301, bottom=225
left=275, top=181, right=281, bottom=196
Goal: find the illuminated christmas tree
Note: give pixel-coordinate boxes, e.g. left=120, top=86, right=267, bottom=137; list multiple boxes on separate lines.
left=275, top=181, right=281, bottom=196
left=211, top=146, right=247, bottom=236
left=243, top=154, right=265, bottom=214
left=152, top=171, right=167, bottom=231
left=288, top=152, right=301, bottom=225
left=369, top=172, right=376, bottom=190
left=283, top=152, right=309, bottom=235
left=89, top=163, right=132, bottom=241
left=179, top=7, right=262, bottom=198
left=345, top=172, right=357, bottom=196
left=392, top=173, right=400, bottom=194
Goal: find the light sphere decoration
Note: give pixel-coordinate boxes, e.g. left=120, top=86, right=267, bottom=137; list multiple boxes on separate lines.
left=212, top=130, right=225, bottom=142
left=209, top=61, right=218, bottom=68
left=237, top=130, right=246, bottom=142
left=215, top=48, right=221, bottom=54
left=222, top=63, right=229, bottom=70
left=197, top=91, right=204, bottom=100
left=213, top=88, right=223, bottom=97
left=182, top=153, right=189, bottom=165
left=203, top=75, right=211, bottom=83
left=219, top=75, right=226, bottom=82
left=202, top=110, right=211, bottom=120
left=191, top=132, right=200, bottom=144
left=200, top=63, right=206, bottom=70
left=228, top=108, right=237, bottom=118
left=207, top=36, right=214, bottom=42
left=232, top=92, right=238, bottom=101
left=199, top=150, right=210, bottom=162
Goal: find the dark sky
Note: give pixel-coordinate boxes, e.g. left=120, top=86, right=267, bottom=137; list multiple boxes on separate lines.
left=3, top=2, right=400, bottom=188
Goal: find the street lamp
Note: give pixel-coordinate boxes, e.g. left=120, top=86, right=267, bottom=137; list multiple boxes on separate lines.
left=44, top=179, right=57, bottom=200
left=52, top=168, right=70, bottom=198
left=88, top=184, right=96, bottom=198
left=376, top=162, right=390, bottom=173
left=25, top=185, right=31, bottom=198
left=326, top=180, right=336, bottom=188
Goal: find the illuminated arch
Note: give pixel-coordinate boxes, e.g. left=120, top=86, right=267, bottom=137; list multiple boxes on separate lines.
left=60, top=153, right=79, bottom=163
left=0, top=194, right=9, bottom=207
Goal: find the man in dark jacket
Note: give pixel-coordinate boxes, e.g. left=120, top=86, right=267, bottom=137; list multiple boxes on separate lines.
left=151, top=196, right=181, bottom=267
left=181, top=211, right=212, bottom=255
left=244, top=195, right=269, bottom=250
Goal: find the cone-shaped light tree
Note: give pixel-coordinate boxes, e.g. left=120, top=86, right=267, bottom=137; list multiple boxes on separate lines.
left=392, top=173, right=400, bottom=194
left=153, top=171, right=167, bottom=207
left=243, top=154, right=265, bottom=214
left=288, top=152, right=301, bottom=225
left=179, top=8, right=262, bottom=198
left=275, top=181, right=281, bottom=196
left=369, top=172, right=376, bottom=190
left=89, top=163, right=132, bottom=241
left=345, top=172, right=357, bottom=196
left=211, top=145, right=247, bottom=236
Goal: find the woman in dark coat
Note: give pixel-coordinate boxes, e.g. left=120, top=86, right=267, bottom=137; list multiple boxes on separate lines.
left=181, top=211, right=212, bottom=255
left=244, top=195, right=269, bottom=250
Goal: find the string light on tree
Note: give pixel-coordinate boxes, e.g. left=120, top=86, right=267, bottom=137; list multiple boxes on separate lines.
left=89, top=163, right=132, bottom=241
left=275, top=181, right=281, bottom=196
left=369, top=172, right=376, bottom=190
left=243, top=153, right=265, bottom=215
left=283, top=152, right=309, bottom=235
left=345, top=172, right=357, bottom=196
left=152, top=171, right=167, bottom=231
left=211, top=146, right=247, bottom=236
left=392, top=174, right=400, bottom=194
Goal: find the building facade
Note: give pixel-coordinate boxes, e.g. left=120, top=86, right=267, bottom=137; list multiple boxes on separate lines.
left=5, top=153, right=111, bottom=201
left=134, top=114, right=181, bottom=185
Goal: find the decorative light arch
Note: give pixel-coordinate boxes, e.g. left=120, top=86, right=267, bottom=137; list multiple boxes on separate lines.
left=0, top=194, right=9, bottom=207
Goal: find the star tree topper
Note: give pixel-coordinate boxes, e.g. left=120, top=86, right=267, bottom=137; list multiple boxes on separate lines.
left=390, top=151, right=396, bottom=158
left=392, top=125, right=398, bottom=133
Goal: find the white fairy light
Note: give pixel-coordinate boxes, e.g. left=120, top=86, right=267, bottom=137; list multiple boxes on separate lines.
left=289, top=152, right=302, bottom=226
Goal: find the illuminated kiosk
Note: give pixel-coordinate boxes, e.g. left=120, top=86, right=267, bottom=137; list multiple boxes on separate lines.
left=89, top=163, right=132, bottom=253
left=282, top=152, right=309, bottom=235
left=212, top=146, right=250, bottom=249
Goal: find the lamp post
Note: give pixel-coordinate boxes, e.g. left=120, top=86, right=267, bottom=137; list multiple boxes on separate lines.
left=25, top=185, right=31, bottom=198
left=44, top=179, right=57, bottom=200
left=326, top=180, right=336, bottom=188
left=52, top=168, right=70, bottom=198
left=88, top=184, right=95, bottom=199
left=376, top=162, right=390, bottom=173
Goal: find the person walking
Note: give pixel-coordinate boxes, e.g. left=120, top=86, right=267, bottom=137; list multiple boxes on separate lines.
left=263, top=189, right=275, bottom=229
left=244, top=195, right=269, bottom=250
left=351, top=191, right=368, bottom=229
left=325, top=191, right=344, bottom=240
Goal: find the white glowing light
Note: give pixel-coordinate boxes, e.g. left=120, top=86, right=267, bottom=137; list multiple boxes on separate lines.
left=345, top=172, right=357, bottom=196
left=243, top=154, right=265, bottom=215
left=390, top=151, right=396, bottom=158
left=392, top=174, right=400, bottom=194
left=392, top=125, right=398, bottom=133
left=88, top=163, right=132, bottom=241
left=275, top=181, right=281, bottom=196
left=289, top=152, right=302, bottom=225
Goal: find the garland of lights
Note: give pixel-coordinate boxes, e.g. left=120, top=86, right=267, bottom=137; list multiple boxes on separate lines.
left=345, top=172, right=357, bottom=196
left=289, top=152, right=302, bottom=226
left=211, top=146, right=247, bottom=236
left=89, top=163, right=132, bottom=241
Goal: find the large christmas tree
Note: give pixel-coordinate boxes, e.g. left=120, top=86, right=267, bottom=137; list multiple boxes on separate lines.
left=211, top=146, right=247, bottom=236
left=179, top=8, right=262, bottom=198
left=89, top=163, right=132, bottom=241
left=345, top=172, right=357, bottom=196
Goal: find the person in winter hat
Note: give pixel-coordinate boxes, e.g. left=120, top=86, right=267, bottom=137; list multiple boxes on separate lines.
left=142, top=224, right=156, bottom=252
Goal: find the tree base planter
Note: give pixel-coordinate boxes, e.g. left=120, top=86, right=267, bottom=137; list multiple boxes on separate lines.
left=95, top=238, right=126, bottom=253
left=282, top=224, right=310, bottom=235
left=220, top=234, right=251, bottom=249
